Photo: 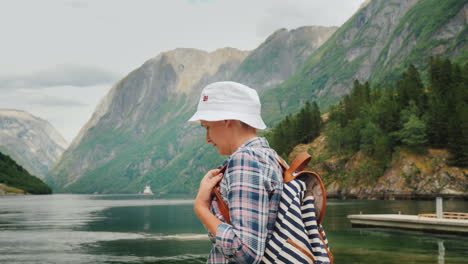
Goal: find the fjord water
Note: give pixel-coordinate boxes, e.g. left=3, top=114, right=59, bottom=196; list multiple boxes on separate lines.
left=1, top=195, right=467, bottom=264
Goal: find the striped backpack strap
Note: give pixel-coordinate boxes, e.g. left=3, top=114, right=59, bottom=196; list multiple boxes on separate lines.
left=263, top=152, right=333, bottom=264
left=262, top=176, right=333, bottom=264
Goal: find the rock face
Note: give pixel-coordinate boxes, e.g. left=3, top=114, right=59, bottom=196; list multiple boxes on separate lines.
left=232, top=26, right=337, bottom=92
left=47, top=48, right=250, bottom=192
left=0, top=109, right=68, bottom=179
left=70, top=48, right=249, bottom=151
left=262, top=0, right=467, bottom=123
left=291, top=137, right=468, bottom=199
left=47, top=26, right=336, bottom=194
left=371, top=150, right=468, bottom=196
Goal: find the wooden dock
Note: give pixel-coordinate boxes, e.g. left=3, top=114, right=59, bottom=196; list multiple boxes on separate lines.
left=347, top=214, right=468, bottom=234
left=418, top=212, right=468, bottom=220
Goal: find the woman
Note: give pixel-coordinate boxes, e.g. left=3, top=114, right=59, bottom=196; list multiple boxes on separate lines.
left=188, top=81, right=284, bottom=263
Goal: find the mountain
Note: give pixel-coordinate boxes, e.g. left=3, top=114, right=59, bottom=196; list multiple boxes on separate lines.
left=46, top=26, right=337, bottom=194
left=47, top=0, right=467, bottom=195
left=231, top=26, right=337, bottom=92
left=47, top=48, right=249, bottom=193
left=262, top=0, right=467, bottom=124
left=0, top=151, right=52, bottom=195
left=0, top=109, right=68, bottom=179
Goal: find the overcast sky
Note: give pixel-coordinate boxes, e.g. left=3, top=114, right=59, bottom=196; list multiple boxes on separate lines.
left=0, top=0, right=365, bottom=143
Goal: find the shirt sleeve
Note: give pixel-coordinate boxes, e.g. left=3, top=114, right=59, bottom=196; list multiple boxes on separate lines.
left=208, top=197, right=224, bottom=243
left=214, top=151, right=271, bottom=263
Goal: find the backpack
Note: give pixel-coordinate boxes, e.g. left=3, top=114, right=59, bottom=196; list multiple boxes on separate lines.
left=214, top=152, right=333, bottom=264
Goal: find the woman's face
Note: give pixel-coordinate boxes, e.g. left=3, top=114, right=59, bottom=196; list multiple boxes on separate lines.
left=201, top=120, right=230, bottom=155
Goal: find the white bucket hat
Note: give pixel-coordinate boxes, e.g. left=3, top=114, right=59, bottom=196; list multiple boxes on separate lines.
left=188, top=81, right=267, bottom=130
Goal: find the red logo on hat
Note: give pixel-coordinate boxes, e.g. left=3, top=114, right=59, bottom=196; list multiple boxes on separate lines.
left=203, top=95, right=208, bottom=102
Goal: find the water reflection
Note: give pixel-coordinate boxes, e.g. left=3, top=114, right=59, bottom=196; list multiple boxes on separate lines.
left=143, top=207, right=151, bottom=231
left=1, top=196, right=467, bottom=264
left=325, top=199, right=468, bottom=264
left=438, top=240, right=445, bottom=264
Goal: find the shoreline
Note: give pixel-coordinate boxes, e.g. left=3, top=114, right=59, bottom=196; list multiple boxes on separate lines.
left=0, top=183, right=26, bottom=196
left=2, top=192, right=467, bottom=201
left=327, top=193, right=468, bottom=200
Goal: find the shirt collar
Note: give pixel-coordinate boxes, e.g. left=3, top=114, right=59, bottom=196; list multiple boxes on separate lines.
left=239, top=136, right=269, bottom=149
left=219, top=137, right=270, bottom=168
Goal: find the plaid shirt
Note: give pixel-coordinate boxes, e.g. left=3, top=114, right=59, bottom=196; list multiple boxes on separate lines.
left=206, top=137, right=283, bottom=263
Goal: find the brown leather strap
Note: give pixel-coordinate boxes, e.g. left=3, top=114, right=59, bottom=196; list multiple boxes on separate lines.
left=310, top=171, right=327, bottom=225
left=213, top=188, right=231, bottom=225
left=286, top=238, right=316, bottom=263
left=318, top=228, right=334, bottom=264
left=213, top=164, right=231, bottom=225
left=284, top=152, right=311, bottom=183
left=276, top=156, right=289, bottom=171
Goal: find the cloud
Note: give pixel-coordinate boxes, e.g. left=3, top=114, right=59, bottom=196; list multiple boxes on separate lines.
left=27, top=96, right=89, bottom=107
left=256, top=0, right=365, bottom=38
left=0, top=64, right=120, bottom=89
left=67, top=1, right=89, bottom=9
left=186, top=0, right=214, bottom=4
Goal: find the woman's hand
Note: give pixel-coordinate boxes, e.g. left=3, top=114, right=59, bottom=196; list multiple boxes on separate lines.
left=193, top=169, right=224, bottom=236
left=195, top=169, right=223, bottom=209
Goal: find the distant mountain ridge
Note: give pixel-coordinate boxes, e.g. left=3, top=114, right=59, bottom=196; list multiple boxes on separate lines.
left=262, top=0, right=467, bottom=123
left=0, top=109, right=67, bottom=179
left=231, top=26, right=337, bottom=92
left=46, top=26, right=337, bottom=194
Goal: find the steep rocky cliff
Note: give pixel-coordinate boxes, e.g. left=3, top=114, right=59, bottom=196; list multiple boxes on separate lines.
left=231, top=26, right=337, bottom=92
left=0, top=109, right=67, bottom=179
left=47, top=48, right=249, bottom=192
left=47, top=26, right=336, bottom=194
left=262, top=0, right=467, bottom=124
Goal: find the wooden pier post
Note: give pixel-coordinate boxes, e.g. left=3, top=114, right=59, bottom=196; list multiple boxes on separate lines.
left=436, top=197, right=443, bottom=219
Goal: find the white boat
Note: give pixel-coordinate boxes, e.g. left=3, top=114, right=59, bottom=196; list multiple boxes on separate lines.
left=143, top=185, right=153, bottom=195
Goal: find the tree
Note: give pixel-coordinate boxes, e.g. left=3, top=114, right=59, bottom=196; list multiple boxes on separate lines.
left=310, top=102, right=322, bottom=139
left=396, top=64, right=426, bottom=109
left=447, top=65, right=468, bottom=167
left=374, top=88, right=400, bottom=138
left=398, top=114, right=428, bottom=147
left=325, top=121, right=345, bottom=152
left=426, top=58, right=453, bottom=147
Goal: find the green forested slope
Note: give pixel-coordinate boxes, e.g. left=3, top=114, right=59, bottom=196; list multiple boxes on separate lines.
left=0, top=151, right=52, bottom=194
left=269, top=58, right=467, bottom=197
